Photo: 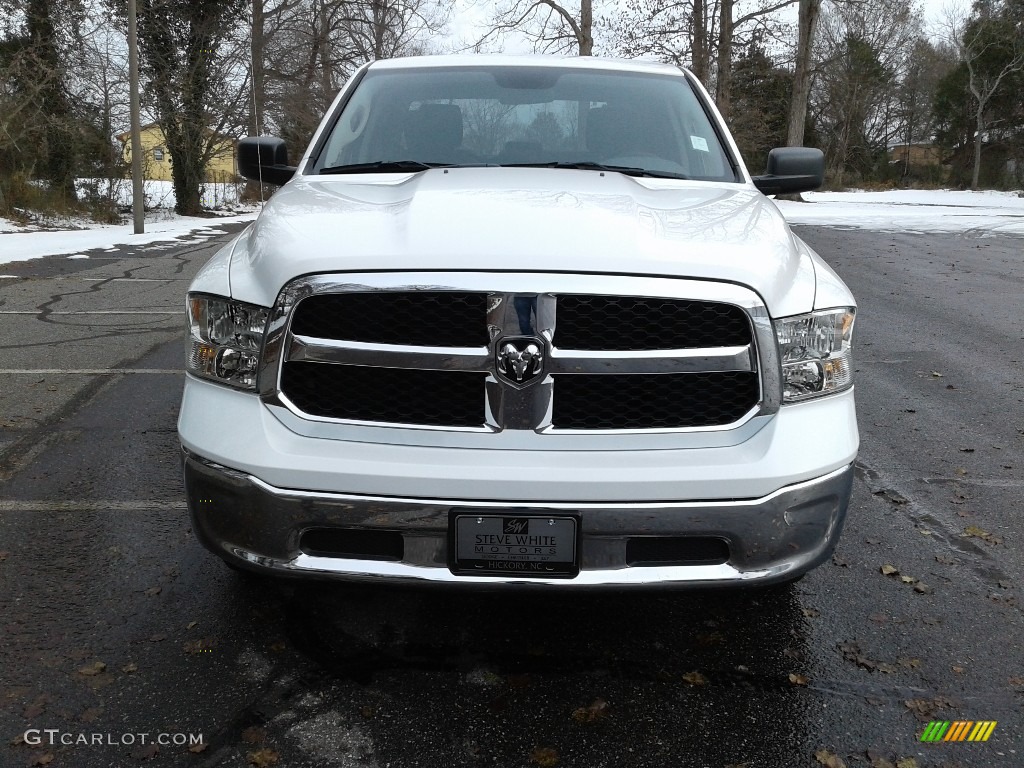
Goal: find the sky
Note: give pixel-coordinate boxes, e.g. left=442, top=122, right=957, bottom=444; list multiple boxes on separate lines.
left=2, top=189, right=1022, bottom=271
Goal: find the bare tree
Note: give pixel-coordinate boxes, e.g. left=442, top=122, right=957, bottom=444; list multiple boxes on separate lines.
left=135, top=0, right=249, bottom=214
left=943, top=2, right=1024, bottom=188
left=478, top=0, right=594, bottom=55
left=811, top=0, right=921, bottom=185
left=786, top=0, right=819, bottom=148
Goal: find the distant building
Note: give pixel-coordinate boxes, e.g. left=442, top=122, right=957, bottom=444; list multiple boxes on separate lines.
left=116, top=123, right=237, bottom=183
left=887, top=142, right=942, bottom=167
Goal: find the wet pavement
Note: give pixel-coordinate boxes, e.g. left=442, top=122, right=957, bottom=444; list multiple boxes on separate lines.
left=0, top=224, right=1022, bottom=767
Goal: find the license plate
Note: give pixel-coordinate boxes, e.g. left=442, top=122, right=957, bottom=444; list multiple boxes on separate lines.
left=450, top=513, right=579, bottom=578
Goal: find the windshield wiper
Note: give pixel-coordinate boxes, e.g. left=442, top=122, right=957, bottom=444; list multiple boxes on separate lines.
left=500, top=162, right=689, bottom=180
left=319, top=160, right=451, bottom=174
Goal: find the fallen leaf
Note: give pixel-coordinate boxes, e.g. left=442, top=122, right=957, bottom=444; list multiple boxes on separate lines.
left=122, top=662, right=138, bottom=674
left=868, top=612, right=888, bottom=624
left=241, top=727, right=266, bottom=744
left=30, top=754, right=54, bottom=766
left=81, top=706, right=102, bottom=723
left=865, top=538, right=881, bottom=545
left=802, top=608, right=820, bottom=618
left=132, top=743, right=159, bottom=760
left=914, top=583, right=934, bottom=595
left=963, top=525, right=1002, bottom=545
left=895, top=759, right=918, bottom=768
left=183, top=639, right=215, bottom=655
left=899, top=575, right=917, bottom=584
left=0, top=551, right=8, bottom=561
left=23, top=695, right=48, bottom=719
left=1008, top=676, right=1024, bottom=687
left=571, top=697, right=610, bottom=723
left=903, top=696, right=956, bottom=722
left=247, top=748, right=279, bottom=767
left=188, top=742, right=208, bottom=754
left=77, top=661, right=107, bottom=676
left=869, top=758, right=896, bottom=768
left=148, top=634, right=166, bottom=643
left=951, top=666, right=964, bottom=674
left=529, top=746, right=559, bottom=767
left=897, top=658, right=922, bottom=669
left=880, top=565, right=899, bottom=576
left=681, top=671, right=707, bottom=686
left=143, top=586, right=161, bottom=597
left=935, top=554, right=957, bottom=565
left=930, top=371, right=943, bottom=377
left=186, top=621, right=198, bottom=630
left=814, top=748, right=847, bottom=768
left=832, top=553, right=850, bottom=567
left=788, top=673, right=809, bottom=686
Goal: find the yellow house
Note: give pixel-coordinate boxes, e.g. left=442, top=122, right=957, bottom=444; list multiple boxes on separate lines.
left=117, top=123, right=237, bottom=183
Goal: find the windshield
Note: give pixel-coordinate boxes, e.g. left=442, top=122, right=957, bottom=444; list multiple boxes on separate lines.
left=311, top=65, right=738, bottom=182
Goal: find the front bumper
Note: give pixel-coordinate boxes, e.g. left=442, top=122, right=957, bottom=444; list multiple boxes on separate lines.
left=184, top=453, right=853, bottom=587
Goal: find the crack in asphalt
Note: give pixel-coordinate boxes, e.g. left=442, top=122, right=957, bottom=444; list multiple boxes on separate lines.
left=854, top=459, right=1017, bottom=602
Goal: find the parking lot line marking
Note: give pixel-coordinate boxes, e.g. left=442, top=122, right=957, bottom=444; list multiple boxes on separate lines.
left=0, top=310, right=182, bottom=314
left=0, top=500, right=188, bottom=512
left=0, top=369, right=182, bottom=375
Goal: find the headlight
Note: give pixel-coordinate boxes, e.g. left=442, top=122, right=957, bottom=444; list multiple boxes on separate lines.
left=774, top=308, right=855, bottom=403
left=186, top=293, right=269, bottom=390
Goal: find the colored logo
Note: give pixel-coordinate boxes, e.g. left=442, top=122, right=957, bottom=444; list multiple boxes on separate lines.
left=921, top=721, right=996, bottom=742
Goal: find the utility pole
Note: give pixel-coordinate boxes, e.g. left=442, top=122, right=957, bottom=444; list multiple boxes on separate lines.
left=128, top=0, right=145, bottom=234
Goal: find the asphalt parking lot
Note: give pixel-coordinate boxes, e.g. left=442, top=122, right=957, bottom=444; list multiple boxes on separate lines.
left=1, top=223, right=1022, bottom=767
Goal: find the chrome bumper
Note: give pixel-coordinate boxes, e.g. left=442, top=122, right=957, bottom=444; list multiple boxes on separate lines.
left=184, top=451, right=853, bottom=588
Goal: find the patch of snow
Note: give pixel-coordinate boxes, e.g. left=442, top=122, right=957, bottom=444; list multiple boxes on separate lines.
left=0, top=212, right=256, bottom=267
left=775, top=189, right=1024, bottom=235
left=0, top=177, right=261, bottom=267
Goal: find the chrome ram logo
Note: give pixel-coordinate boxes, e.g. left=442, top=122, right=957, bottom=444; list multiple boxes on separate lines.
left=496, top=338, right=544, bottom=385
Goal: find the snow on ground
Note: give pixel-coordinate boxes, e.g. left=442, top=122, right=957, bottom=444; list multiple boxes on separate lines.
left=0, top=180, right=260, bottom=268
left=2, top=187, right=1023, bottom=270
left=775, top=189, right=1024, bottom=236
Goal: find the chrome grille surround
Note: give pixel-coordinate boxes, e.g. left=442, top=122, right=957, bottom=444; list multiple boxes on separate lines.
left=257, top=273, right=781, bottom=449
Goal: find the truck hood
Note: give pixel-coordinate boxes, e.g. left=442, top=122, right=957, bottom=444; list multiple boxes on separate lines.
left=229, top=167, right=816, bottom=315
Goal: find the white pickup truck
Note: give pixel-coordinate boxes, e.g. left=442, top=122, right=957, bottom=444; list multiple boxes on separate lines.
left=178, top=55, right=858, bottom=587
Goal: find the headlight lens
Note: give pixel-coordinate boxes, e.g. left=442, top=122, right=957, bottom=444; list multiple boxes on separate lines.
left=186, top=293, right=269, bottom=389
left=774, top=308, right=855, bottom=402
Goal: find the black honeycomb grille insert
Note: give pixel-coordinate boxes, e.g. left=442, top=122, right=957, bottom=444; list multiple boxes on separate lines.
left=555, top=296, right=751, bottom=350
left=552, top=372, right=759, bottom=429
left=290, top=292, right=488, bottom=347
left=281, top=362, right=485, bottom=426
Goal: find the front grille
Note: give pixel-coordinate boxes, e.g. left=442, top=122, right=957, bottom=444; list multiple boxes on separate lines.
left=291, top=291, right=488, bottom=347
left=552, top=372, right=759, bottom=429
left=281, top=362, right=485, bottom=426
left=274, top=281, right=767, bottom=432
left=555, top=295, right=751, bottom=350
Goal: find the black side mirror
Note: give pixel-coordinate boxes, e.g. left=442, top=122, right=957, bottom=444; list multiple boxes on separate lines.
left=238, top=136, right=296, bottom=186
left=751, top=147, right=824, bottom=196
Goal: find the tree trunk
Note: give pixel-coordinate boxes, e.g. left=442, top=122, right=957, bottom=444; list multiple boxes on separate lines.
left=715, top=0, right=733, bottom=120
left=245, top=0, right=266, bottom=201
left=579, top=0, right=593, bottom=55
left=972, top=108, right=984, bottom=189
left=786, top=0, right=820, bottom=148
left=691, top=0, right=709, bottom=83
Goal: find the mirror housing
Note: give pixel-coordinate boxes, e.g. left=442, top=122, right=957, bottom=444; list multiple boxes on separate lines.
left=238, top=136, right=296, bottom=186
left=751, top=147, right=824, bottom=196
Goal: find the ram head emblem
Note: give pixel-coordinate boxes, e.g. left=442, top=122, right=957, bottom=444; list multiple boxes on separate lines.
left=496, top=338, right=544, bottom=385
